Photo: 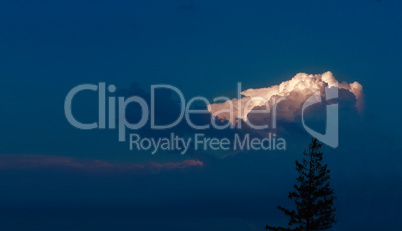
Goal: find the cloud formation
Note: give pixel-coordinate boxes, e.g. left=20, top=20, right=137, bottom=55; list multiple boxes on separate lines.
left=208, top=71, right=363, bottom=125
left=0, top=154, right=203, bottom=173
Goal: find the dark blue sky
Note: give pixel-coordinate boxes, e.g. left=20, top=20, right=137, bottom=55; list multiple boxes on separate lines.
left=0, top=0, right=401, bottom=230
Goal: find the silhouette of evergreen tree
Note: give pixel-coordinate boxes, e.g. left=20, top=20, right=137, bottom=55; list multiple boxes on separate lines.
left=266, top=138, right=336, bottom=231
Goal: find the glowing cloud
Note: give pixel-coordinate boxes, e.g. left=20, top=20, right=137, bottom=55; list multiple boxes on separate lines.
left=208, top=71, right=363, bottom=125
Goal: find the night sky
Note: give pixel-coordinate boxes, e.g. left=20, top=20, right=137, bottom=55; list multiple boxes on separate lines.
left=0, top=0, right=401, bottom=230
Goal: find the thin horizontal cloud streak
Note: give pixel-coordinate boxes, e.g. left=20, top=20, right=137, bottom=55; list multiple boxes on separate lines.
left=0, top=154, right=203, bottom=173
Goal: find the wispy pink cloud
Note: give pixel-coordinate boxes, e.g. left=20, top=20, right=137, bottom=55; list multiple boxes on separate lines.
left=0, top=154, right=203, bottom=173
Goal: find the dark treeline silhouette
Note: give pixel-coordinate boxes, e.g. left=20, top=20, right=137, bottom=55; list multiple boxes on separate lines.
left=266, top=138, right=336, bottom=231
